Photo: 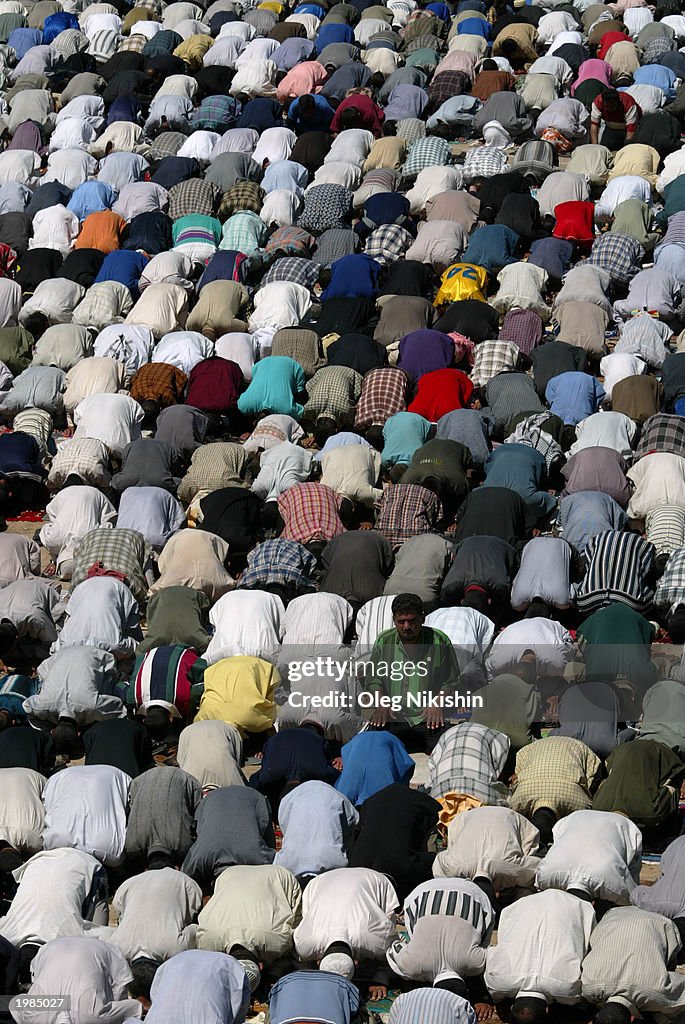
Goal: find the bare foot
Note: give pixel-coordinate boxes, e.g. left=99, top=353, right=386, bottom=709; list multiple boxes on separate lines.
left=475, top=1003, right=496, bottom=1020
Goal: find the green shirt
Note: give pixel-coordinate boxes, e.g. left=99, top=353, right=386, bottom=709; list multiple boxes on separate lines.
left=368, top=625, right=459, bottom=726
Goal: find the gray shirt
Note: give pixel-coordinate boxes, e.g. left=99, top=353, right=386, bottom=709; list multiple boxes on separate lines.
left=182, top=786, right=275, bottom=885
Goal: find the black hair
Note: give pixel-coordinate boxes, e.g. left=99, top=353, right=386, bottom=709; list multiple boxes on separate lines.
left=370, top=71, right=385, bottom=91
left=511, top=996, right=548, bottom=1024
left=0, top=844, right=22, bottom=875
left=128, top=958, right=161, bottom=1000
left=0, top=708, right=12, bottom=732
left=62, top=473, right=85, bottom=488
left=144, top=706, right=171, bottom=742
left=525, top=600, right=552, bottom=620
left=481, top=58, right=498, bottom=70
left=298, top=93, right=315, bottom=116
left=53, top=717, right=79, bottom=756
left=141, top=399, right=161, bottom=431
left=391, top=593, right=424, bottom=617
left=0, top=620, right=17, bottom=656
left=594, top=1003, right=632, bottom=1024
left=668, top=606, right=685, bottom=643
left=22, top=312, right=49, bottom=342
left=147, top=850, right=174, bottom=870
left=462, top=589, right=491, bottom=616
left=314, top=416, right=338, bottom=448
left=339, top=106, right=360, bottom=129
left=434, top=978, right=468, bottom=998
left=365, top=425, right=384, bottom=451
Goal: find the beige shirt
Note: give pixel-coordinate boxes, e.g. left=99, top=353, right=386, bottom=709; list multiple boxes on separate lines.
left=63, top=356, right=127, bottom=414
left=433, top=805, right=541, bottom=889
left=0, top=768, right=45, bottom=854
left=320, top=445, right=383, bottom=507
left=151, top=529, right=234, bottom=602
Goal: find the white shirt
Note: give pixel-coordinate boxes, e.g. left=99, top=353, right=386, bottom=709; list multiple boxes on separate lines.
left=43, top=149, right=98, bottom=191
left=176, top=130, right=221, bottom=165
left=405, top=166, right=464, bottom=214
left=51, top=576, right=139, bottom=658
left=0, top=768, right=45, bottom=854
left=29, top=204, right=80, bottom=257
left=627, top=451, right=685, bottom=519
left=595, top=175, right=653, bottom=217
left=97, top=867, right=202, bottom=962
left=294, top=867, right=399, bottom=961
left=16, top=937, right=142, bottom=1024
left=204, top=589, right=284, bottom=664
left=73, top=393, right=144, bottom=457
left=20, top=279, right=85, bottom=326
left=326, top=129, right=374, bottom=168
left=569, top=411, right=637, bottom=462
left=536, top=810, right=642, bottom=904
left=281, top=592, right=353, bottom=647
left=116, top=486, right=185, bottom=551
left=248, top=282, right=312, bottom=332
left=425, top=607, right=495, bottom=672
left=487, top=618, right=574, bottom=678
left=49, top=117, right=97, bottom=152
left=0, top=277, right=21, bottom=327
left=93, top=325, right=155, bottom=375
left=657, top=147, right=685, bottom=194
left=210, top=127, right=258, bottom=157
left=485, top=890, right=596, bottom=1004
left=43, top=764, right=132, bottom=867
left=152, top=331, right=214, bottom=375
left=39, top=486, right=116, bottom=561
left=433, top=805, right=541, bottom=890
left=599, top=352, right=646, bottom=400
left=0, top=847, right=103, bottom=946
left=139, top=253, right=194, bottom=293
left=251, top=126, right=296, bottom=167
left=354, top=595, right=395, bottom=650
left=0, top=149, right=40, bottom=184
left=215, top=332, right=255, bottom=380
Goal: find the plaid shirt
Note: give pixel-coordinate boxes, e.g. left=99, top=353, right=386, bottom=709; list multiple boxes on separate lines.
left=219, top=182, right=265, bottom=221
left=73, top=282, right=133, bottom=332
left=655, top=546, right=685, bottom=612
left=396, top=117, right=426, bottom=148
left=220, top=211, right=267, bottom=256
left=428, top=721, right=510, bottom=802
left=147, top=132, right=186, bottom=162
left=117, top=32, right=146, bottom=52
left=52, top=27, right=89, bottom=56
left=265, top=226, right=316, bottom=259
left=402, top=136, right=452, bottom=180
left=576, top=529, right=656, bottom=613
left=168, top=179, right=222, bottom=221
left=298, top=184, right=353, bottom=235
left=261, top=256, right=320, bottom=292
left=71, top=527, right=151, bottom=605
left=363, top=224, right=414, bottom=266
left=47, top=437, right=112, bottom=490
left=277, top=481, right=345, bottom=544
left=587, top=233, right=645, bottom=286
left=239, top=538, right=318, bottom=590
left=499, top=308, right=544, bottom=355
left=511, top=736, right=601, bottom=816
left=130, top=361, right=188, bottom=407
left=178, top=442, right=246, bottom=504
left=634, top=413, right=685, bottom=460
left=376, top=482, right=443, bottom=550
left=271, top=328, right=323, bottom=377
left=303, top=365, right=363, bottom=423
left=463, top=146, right=508, bottom=183
left=142, top=29, right=182, bottom=57
left=355, top=367, right=409, bottom=430
left=428, top=69, right=471, bottom=105
left=191, top=95, right=240, bottom=133
left=470, top=339, right=520, bottom=387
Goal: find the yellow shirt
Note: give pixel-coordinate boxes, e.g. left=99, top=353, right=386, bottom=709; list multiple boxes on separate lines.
left=195, top=655, right=279, bottom=735
left=173, top=34, right=214, bottom=70
left=435, top=262, right=488, bottom=306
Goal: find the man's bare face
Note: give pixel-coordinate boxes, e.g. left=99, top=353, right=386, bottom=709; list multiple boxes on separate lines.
left=394, top=611, right=423, bottom=644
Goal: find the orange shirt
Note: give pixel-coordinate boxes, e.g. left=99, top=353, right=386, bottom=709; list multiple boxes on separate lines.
left=74, top=210, right=126, bottom=255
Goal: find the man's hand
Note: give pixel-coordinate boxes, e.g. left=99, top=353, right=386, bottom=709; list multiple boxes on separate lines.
left=368, top=986, right=387, bottom=1002
left=423, top=705, right=444, bottom=730
left=331, top=756, right=343, bottom=771
left=370, top=705, right=391, bottom=727
left=475, top=1003, right=496, bottom=1020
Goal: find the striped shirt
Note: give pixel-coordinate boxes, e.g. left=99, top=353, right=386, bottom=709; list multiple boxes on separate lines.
left=389, top=988, right=477, bottom=1024
left=654, top=546, right=685, bottom=612
left=646, top=507, right=685, bottom=558
left=403, top=878, right=495, bottom=938
left=576, top=530, right=656, bottom=613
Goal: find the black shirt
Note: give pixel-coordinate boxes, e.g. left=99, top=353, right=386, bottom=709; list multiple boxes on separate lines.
left=434, top=299, right=499, bottom=345
left=326, top=333, right=387, bottom=375
left=0, top=726, right=55, bottom=775
left=320, top=530, right=395, bottom=607
left=441, top=535, right=519, bottom=604
left=82, top=719, right=154, bottom=779
left=454, top=486, right=527, bottom=547
left=531, top=341, right=588, bottom=398
left=199, top=487, right=263, bottom=553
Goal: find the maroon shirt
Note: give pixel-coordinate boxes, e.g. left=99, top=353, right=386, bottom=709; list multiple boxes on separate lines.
left=185, top=357, right=243, bottom=414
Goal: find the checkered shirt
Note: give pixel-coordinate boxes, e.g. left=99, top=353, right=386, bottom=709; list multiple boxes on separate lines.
left=395, top=118, right=426, bottom=148
left=354, top=366, right=409, bottom=430
left=655, top=545, right=685, bottom=612
left=117, top=32, right=146, bottom=52
left=499, top=308, right=544, bottom=355
left=375, top=482, right=443, bottom=550
left=312, top=228, right=359, bottom=267
left=191, top=95, right=240, bottom=133
left=303, top=365, right=363, bottom=423
left=168, top=179, right=222, bottom=222
left=635, top=413, right=685, bottom=460
left=52, top=27, right=89, bottom=56
left=470, top=339, right=520, bottom=387
left=179, top=442, right=247, bottom=502
left=298, top=184, right=354, bottom=235
left=221, top=211, right=267, bottom=256
left=142, top=29, right=182, bottom=57
left=642, top=35, right=676, bottom=64
left=261, top=256, right=320, bottom=292
left=587, top=233, right=645, bottom=286
left=271, top=328, right=323, bottom=377
left=147, top=132, right=186, bottom=162
left=576, top=529, right=656, bottom=613
left=428, top=69, right=471, bottom=105
left=464, top=146, right=508, bottom=183
left=243, top=8, right=279, bottom=33
left=73, top=281, right=133, bottom=331
left=265, top=226, right=316, bottom=259
left=505, top=413, right=564, bottom=472
left=510, top=736, right=601, bottom=816
left=402, top=136, right=452, bottom=180
left=130, top=362, right=188, bottom=407
left=428, top=721, right=510, bottom=802
left=277, top=481, right=345, bottom=544
left=363, top=224, right=414, bottom=266
left=219, top=181, right=265, bottom=220
left=136, top=0, right=161, bottom=14
left=239, top=538, right=318, bottom=590
left=71, top=527, right=151, bottom=605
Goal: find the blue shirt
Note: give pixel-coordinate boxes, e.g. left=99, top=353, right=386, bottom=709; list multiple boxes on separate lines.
left=262, top=159, right=310, bottom=196
left=462, top=225, right=520, bottom=274
left=7, top=27, right=41, bottom=60
left=382, top=411, right=431, bottom=467
left=272, top=36, right=316, bottom=70
left=237, top=356, right=306, bottom=419
left=631, top=65, right=677, bottom=100
left=316, top=22, right=354, bottom=51
left=269, top=971, right=360, bottom=1024
left=457, top=16, right=491, bottom=38
left=66, top=181, right=116, bottom=222
left=322, top=254, right=382, bottom=301
left=94, top=250, right=149, bottom=296
left=41, top=10, right=78, bottom=42
left=483, top=443, right=556, bottom=528
left=529, top=237, right=574, bottom=281
left=557, top=490, right=628, bottom=553
left=288, top=93, right=335, bottom=134
left=545, top=371, right=606, bottom=426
